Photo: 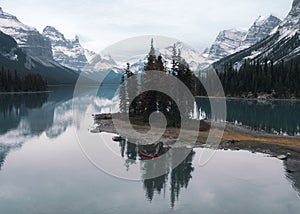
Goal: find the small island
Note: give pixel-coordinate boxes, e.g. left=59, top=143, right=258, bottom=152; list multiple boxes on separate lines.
left=92, top=40, right=300, bottom=173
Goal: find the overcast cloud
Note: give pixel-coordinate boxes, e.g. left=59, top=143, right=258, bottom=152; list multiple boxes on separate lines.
left=1, top=0, right=293, bottom=52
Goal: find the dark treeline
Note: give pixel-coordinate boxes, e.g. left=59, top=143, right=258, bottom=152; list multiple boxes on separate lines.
left=215, top=58, right=300, bottom=98
left=119, top=39, right=197, bottom=127
left=0, top=66, right=48, bottom=92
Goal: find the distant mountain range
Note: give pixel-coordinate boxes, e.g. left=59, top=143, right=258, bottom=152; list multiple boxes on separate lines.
left=0, top=31, right=81, bottom=85
left=0, top=0, right=299, bottom=85
left=204, top=15, right=281, bottom=61
left=0, top=7, right=52, bottom=61
left=0, top=7, right=92, bottom=85
left=42, top=26, right=92, bottom=71
left=213, top=0, right=300, bottom=72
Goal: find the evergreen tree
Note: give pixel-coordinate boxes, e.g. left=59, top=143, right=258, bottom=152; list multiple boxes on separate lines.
left=125, top=63, right=139, bottom=115
left=140, top=39, right=159, bottom=118
left=217, top=58, right=300, bottom=99
left=119, top=74, right=128, bottom=113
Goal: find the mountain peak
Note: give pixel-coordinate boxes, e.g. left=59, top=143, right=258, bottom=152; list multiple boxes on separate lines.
left=293, top=0, right=300, bottom=7
left=43, top=26, right=66, bottom=41
left=44, top=26, right=60, bottom=33
left=206, top=29, right=247, bottom=60
left=74, top=35, right=79, bottom=43
left=206, top=14, right=281, bottom=61
left=243, top=15, right=281, bottom=46
left=0, top=8, right=53, bottom=60
left=0, top=7, right=19, bottom=21
left=43, top=26, right=93, bottom=71
left=253, top=14, right=281, bottom=26
left=278, top=0, right=300, bottom=34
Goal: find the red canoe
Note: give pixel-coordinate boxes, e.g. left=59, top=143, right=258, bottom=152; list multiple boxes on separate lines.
left=139, top=151, right=158, bottom=159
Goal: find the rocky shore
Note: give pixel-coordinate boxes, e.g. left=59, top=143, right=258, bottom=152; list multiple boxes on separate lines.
left=92, top=113, right=300, bottom=173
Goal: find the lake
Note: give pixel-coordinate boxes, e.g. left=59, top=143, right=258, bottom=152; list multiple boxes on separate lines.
left=0, top=86, right=300, bottom=213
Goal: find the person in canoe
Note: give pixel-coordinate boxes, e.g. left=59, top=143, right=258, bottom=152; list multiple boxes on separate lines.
left=139, top=142, right=169, bottom=159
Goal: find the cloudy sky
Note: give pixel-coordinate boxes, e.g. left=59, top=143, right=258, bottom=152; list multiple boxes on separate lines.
left=1, top=0, right=293, bottom=52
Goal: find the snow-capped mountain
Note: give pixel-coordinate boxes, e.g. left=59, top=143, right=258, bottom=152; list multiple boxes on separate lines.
left=118, top=41, right=209, bottom=75
left=0, top=30, right=87, bottom=85
left=0, top=8, right=94, bottom=85
left=160, top=41, right=209, bottom=71
left=213, top=0, right=300, bottom=72
left=43, top=26, right=90, bottom=70
left=206, top=15, right=281, bottom=61
left=0, top=7, right=53, bottom=60
left=43, top=26, right=119, bottom=75
left=243, top=15, right=282, bottom=46
left=277, top=0, right=300, bottom=35
left=118, top=16, right=281, bottom=74
left=205, top=29, right=247, bottom=60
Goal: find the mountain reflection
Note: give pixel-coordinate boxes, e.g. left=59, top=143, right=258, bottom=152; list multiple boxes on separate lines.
left=0, top=93, right=48, bottom=135
left=118, top=140, right=195, bottom=208
left=0, top=145, right=10, bottom=170
left=0, top=85, right=119, bottom=172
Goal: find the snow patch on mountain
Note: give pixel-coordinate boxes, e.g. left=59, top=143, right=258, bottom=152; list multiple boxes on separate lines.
left=206, top=29, right=247, bottom=60
left=43, top=26, right=88, bottom=70
left=243, top=15, right=282, bottom=46
left=213, top=0, right=300, bottom=72
left=0, top=7, right=53, bottom=60
left=43, top=26, right=119, bottom=74
left=115, top=41, right=210, bottom=74
left=206, top=15, right=281, bottom=61
left=160, top=41, right=209, bottom=72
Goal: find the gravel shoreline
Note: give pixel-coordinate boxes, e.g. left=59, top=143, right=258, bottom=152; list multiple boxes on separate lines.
left=92, top=113, right=300, bottom=173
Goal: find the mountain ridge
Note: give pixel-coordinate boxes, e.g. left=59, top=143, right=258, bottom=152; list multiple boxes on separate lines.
left=213, top=0, right=300, bottom=72
left=206, top=15, right=282, bottom=61
left=0, top=7, right=53, bottom=60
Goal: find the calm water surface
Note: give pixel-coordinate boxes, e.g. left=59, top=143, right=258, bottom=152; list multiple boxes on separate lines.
left=0, top=86, right=300, bottom=214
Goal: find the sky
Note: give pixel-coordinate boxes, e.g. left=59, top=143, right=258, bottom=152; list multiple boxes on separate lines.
left=0, top=0, right=293, bottom=53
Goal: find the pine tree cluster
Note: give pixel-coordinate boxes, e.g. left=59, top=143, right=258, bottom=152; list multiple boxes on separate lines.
left=0, top=66, right=48, bottom=92
left=119, top=40, right=197, bottom=127
left=217, top=58, right=300, bottom=98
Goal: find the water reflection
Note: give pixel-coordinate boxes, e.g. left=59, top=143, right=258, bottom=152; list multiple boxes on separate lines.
left=287, top=172, right=300, bottom=197
left=117, top=140, right=195, bottom=208
left=196, top=98, right=300, bottom=136
left=0, top=86, right=118, bottom=172
left=0, top=93, right=48, bottom=135
left=0, top=87, right=300, bottom=213
left=284, top=159, right=300, bottom=196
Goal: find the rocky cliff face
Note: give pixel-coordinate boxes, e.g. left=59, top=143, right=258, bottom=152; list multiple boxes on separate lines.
left=213, top=0, right=300, bottom=72
left=207, top=15, right=281, bottom=61
left=206, top=29, right=247, bottom=60
left=43, top=26, right=89, bottom=70
left=277, top=0, right=300, bottom=34
left=0, top=7, right=53, bottom=60
left=243, top=15, right=282, bottom=46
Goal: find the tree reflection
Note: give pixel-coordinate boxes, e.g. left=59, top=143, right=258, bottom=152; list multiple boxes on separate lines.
left=0, top=93, right=48, bottom=135
left=118, top=141, right=195, bottom=208
left=0, top=93, right=48, bottom=115
left=284, top=160, right=300, bottom=196
left=170, top=150, right=195, bottom=208
left=0, top=145, right=9, bottom=171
